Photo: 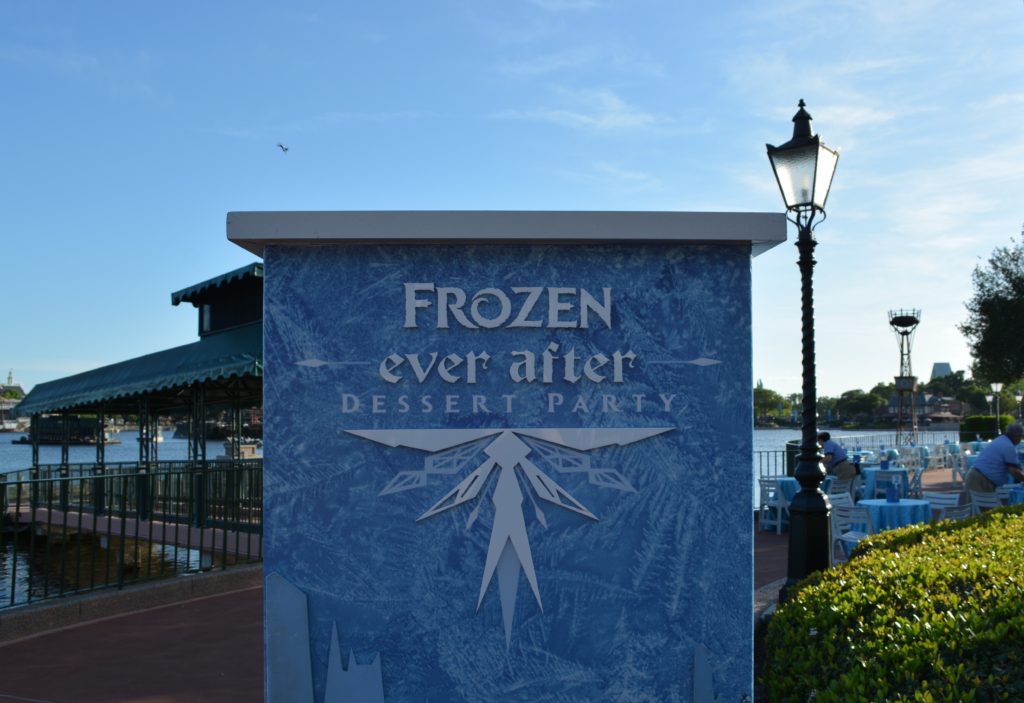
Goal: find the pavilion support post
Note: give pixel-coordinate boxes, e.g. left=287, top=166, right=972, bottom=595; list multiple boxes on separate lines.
left=137, top=398, right=151, bottom=522
left=227, top=400, right=243, bottom=525
left=60, top=411, right=70, bottom=467
left=191, top=386, right=207, bottom=528
left=59, top=411, right=70, bottom=512
left=93, top=410, right=106, bottom=517
left=30, top=414, right=39, bottom=510
left=151, top=413, right=159, bottom=465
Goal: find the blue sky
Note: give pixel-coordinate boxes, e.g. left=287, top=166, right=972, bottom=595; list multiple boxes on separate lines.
left=2, top=1, right=1022, bottom=397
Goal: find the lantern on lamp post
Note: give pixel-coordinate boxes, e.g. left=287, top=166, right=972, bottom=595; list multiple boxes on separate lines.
left=767, top=100, right=839, bottom=598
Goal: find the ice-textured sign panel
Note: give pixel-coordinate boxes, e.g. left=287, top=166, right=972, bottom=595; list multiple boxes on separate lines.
left=263, top=242, right=753, bottom=701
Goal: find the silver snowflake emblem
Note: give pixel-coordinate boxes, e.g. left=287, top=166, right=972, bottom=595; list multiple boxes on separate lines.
left=346, top=427, right=672, bottom=644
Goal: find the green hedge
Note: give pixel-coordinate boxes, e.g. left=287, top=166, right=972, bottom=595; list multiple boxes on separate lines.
left=960, top=415, right=1014, bottom=441
left=764, top=506, right=1024, bottom=702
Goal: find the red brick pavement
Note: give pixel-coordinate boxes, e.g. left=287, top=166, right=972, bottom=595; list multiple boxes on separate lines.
left=0, top=588, right=263, bottom=703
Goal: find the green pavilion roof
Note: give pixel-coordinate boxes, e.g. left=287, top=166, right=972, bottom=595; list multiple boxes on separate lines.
left=17, top=323, right=262, bottom=416
left=171, top=263, right=263, bottom=307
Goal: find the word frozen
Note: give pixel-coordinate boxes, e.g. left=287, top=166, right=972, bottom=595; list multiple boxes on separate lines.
left=404, top=284, right=613, bottom=330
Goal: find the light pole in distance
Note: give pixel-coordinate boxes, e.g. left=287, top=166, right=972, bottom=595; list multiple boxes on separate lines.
left=992, top=382, right=1004, bottom=434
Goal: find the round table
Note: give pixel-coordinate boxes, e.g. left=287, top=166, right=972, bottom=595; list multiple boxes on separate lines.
left=858, top=498, right=931, bottom=531
left=777, top=476, right=834, bottom=503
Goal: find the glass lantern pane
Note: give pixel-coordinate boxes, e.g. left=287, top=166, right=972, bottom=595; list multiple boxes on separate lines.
left=813, top=145, right=839, bottom=210
left=770, top=146, right=817, bottom=209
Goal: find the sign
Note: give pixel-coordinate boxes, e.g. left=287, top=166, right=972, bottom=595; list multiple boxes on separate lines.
left=231, top=211, right=785, bottom=702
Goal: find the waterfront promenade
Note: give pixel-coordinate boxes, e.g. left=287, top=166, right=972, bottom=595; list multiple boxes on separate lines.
left=0, top=470, right=960, bottom=702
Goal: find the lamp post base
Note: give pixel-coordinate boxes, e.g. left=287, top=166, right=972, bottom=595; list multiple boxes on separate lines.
left=779, top=451, right=831, bottom=604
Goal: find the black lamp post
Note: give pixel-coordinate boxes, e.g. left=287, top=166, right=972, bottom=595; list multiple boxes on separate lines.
left=767, top=100, right=839, bottom=598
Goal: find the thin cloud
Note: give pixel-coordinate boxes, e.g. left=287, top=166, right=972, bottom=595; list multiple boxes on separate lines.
left=0, top=42, right=99, bottom=74
left=212, top=110, right=436, bottom=139
left=494, top=89, right=666, bottom=131
left=529, top=0, right=603, bottom=10
left=497, top=45, right=665, bottom=80
left=574, top=161, right=665, bottom=193
left=969, top=92, right=1024, bottom=110
left=497, top=48, right=596, bottom=77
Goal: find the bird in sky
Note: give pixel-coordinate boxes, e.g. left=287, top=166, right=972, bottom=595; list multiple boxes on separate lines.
left=276, top=143, right=289, bottom=154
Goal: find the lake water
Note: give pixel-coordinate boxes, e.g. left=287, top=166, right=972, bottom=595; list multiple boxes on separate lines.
left=1, top=428, right=957, bottom=473
left=0, top=429, right=215, bottom=474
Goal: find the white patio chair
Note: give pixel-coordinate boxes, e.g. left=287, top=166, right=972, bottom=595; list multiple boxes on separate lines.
left=831, top=505, right=874, bottom=565
left=937, top=504, right=973, bottom=521
left=758, top=478, right=790, bottom=534
left=970, top=490, right=1002, bottom=516
left=899, top=448, right=920, bottom=472
left=827, top=478, right=853, bottom=498
left=922, top=491, right=961, bottom=520
left=996, top=485, right=1017, bottom=504
left=828, top=492, right=854, bottom=508
left=908, top=466, right=924, bottom=498
left=917, top=446, right=931, bottom=470
left=949, top=452, right=967, bottom=487
left=928, top=445, right=949, bottom=471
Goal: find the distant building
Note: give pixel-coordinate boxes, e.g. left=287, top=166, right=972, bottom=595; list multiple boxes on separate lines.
left=1, top=369, right=25, bottom=397
left=880, top=390, right=964, bottom=426
left=0, top=369, right=26, bottom=426
left=930, top=362, right=954, bottom=382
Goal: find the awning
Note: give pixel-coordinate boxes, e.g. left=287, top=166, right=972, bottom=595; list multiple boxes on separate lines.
left=17, top=323, right=262, bottom=416
left=171, top=263, right=263, bottom=307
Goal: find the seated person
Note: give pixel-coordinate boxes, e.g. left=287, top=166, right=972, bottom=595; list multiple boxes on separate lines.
left=818, top=432, right=856, bottom=480
left=967, top=423, right=1024, bottom=492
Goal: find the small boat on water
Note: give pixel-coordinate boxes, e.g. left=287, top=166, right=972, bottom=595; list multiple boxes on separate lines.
left=8, top=414, right=122, bottom=445
left=11, top=434, right=122, bottom=446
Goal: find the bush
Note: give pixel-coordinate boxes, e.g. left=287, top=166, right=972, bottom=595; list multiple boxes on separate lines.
left=960, top=415, right=1014, bottom=441
left=764, top=506, right=1024, bottom=702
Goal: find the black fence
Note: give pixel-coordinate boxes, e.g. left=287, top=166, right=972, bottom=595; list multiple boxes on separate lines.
left=0, top=461, right=262, bottom=611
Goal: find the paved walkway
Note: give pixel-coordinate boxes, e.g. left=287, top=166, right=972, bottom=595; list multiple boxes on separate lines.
left=0, top=468, right=962, bottom=702
left=0, top=588, right=263, bottom=703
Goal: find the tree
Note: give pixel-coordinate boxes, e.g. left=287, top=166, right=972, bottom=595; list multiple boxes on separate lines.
left=870, top=381, right=895, bottom=398
left=923, top=370, right=967, bottom=398
left=960, top=234, right=1024, bottom=381
left=753, top=380, right=784, bottom=422
left=835, top=389, right=885, bottom=421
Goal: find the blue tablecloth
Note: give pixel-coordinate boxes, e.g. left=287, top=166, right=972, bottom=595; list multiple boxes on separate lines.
left=778, top=476, right=833, bottom=503
left=858, top=498, right=931, bottom=531
left=861, top=467, right=910, bottom=499
left=1008, top=487, right=1024, bottom=506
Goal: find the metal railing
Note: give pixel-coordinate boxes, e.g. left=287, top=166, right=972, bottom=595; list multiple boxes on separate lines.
left=754, top=450, right=789, bottom=479
left=0, top=461, right=262, bottom=611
